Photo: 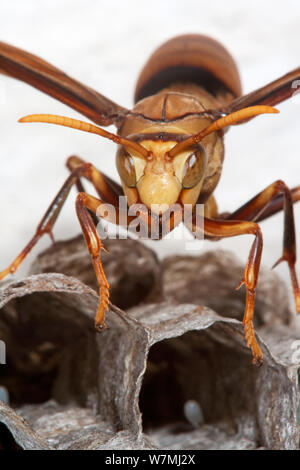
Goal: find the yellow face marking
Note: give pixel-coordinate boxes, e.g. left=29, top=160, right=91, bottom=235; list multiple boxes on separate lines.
left=134, top=141, right=179, bottom=213
left=121, top=138, right=207, bottom=213
left=131, top=155, right=146, bottom=182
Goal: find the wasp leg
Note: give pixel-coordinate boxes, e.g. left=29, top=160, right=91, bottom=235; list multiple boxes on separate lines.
left=218, top=186, right=300, bottom=219
left=65, top=155, right=123, bottom=202
left=186, top=215, right=263, bottom=365
left=0, top=161, right=134, bottom=329
left=218, top=186, right=300, bottom=221
left=0, top=161, right=123, bottom=281
left=75, top=193, right=110, bottom=330
left=221, top=180, right=300, bottom=313
left=255, top=185, right=300, bottom=222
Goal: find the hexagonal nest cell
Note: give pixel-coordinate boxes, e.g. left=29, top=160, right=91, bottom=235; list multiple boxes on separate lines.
left=140, top=329, right=257, bottom=433
left=0, top=237, right=299, bottom=450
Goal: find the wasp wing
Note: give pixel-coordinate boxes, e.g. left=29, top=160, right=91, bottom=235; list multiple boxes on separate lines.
left=223, top=67, right=300, bottom=120
left=0, top=41, right=128, bottom=126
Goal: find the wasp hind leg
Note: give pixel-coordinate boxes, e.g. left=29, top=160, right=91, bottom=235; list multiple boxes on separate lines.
left=186, top=180, right=299, bottom=364
left=190, top=217, right=264, bottom=365
left=222, top=180, right=300, bottom=313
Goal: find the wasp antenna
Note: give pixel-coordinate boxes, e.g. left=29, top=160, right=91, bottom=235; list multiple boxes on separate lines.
left=167, top=105, right=279, bottom=158
left=19, top=114, right=150, bottom=159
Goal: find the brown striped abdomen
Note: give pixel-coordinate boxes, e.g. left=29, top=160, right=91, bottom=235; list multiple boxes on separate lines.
left=134, top=34, right=242, bottom=104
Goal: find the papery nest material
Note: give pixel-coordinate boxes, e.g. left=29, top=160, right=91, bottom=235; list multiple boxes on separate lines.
left=0, top=237, right=299, bottom=450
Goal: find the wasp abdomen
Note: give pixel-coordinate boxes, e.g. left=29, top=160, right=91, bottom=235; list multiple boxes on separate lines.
left=134, top=34, right=242, bottom=105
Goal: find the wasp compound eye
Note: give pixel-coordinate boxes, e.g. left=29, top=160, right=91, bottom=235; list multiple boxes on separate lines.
left=116, top=149, right=137, bottom=188
left=182, top=146, right=206, bottom=189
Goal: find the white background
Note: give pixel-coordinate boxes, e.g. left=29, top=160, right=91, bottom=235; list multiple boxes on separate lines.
left=1, top=0, right=300, bottom=316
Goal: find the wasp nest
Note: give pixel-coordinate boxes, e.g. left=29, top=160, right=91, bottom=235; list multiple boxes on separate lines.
left=0, top=236, right=299, bottom=450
